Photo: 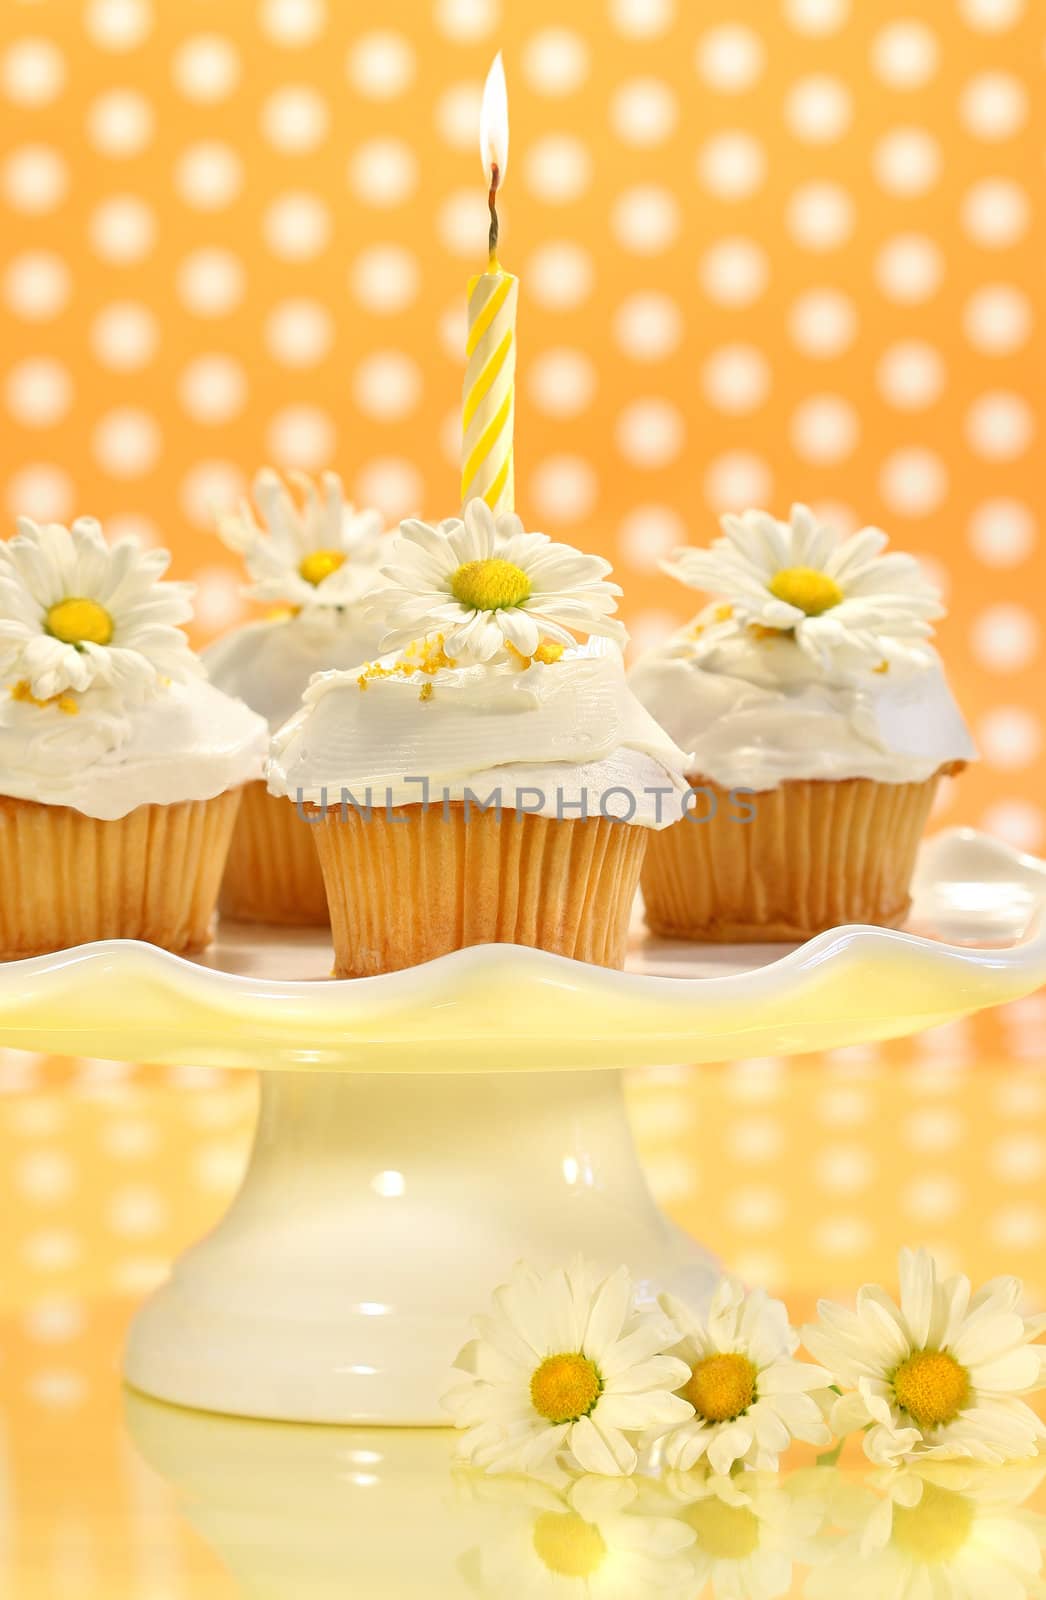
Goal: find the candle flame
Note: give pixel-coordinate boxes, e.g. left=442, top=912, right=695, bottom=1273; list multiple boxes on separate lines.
left=479, top=51, right=508, bottom=185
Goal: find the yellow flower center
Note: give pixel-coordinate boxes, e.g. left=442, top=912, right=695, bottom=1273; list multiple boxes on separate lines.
left=680, top=1352, right=757, bottom=1423
left=892, top=1350, right=970, bottom=1429
left=530, top=1352, right=603, bottom=1424
left=298, top=548, right=346, bottom=587
left=531, top=1511, right=607, bottom=1578
left=890, top=1482, right=976, bottom=1565
left=685, top=1499, right=761, bottom=1561
left=46, top=597, right=114, bottom=648
left=449, top=557, right=532, bottom=612
left=768, top=566, right=844, bottom=616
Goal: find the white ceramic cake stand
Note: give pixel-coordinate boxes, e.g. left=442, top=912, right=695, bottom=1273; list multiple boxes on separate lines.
left=1, top=827, right=1044, bottom=1425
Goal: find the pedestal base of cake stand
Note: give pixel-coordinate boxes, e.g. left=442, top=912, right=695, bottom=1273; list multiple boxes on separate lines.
left=123, top=1066, right=716, bottom=1425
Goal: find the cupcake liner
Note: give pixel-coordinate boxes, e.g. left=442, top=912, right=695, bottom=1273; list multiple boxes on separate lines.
left=219, top=781, right=330, bottom=926
left=641, top=766, right=962, bottom=943
left=0, top=789, right=242, bottom=959
left=311, top=801, right=648, bottom=977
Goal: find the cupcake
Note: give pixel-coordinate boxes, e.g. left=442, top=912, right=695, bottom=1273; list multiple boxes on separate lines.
left=0, top=516, right=268, bottom=959
left=629, top=504, right=976, bottom=942
left=205, top=468, right=389, bottom=925
left=267, top=498, right=691, bottom=976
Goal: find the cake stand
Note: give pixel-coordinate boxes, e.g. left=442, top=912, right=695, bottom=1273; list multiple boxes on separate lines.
left=1, top=827, right=1044, bottom=1425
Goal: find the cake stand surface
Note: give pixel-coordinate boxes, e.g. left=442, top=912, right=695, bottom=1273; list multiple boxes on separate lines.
left=1, top=827, right=1044, bottom=1424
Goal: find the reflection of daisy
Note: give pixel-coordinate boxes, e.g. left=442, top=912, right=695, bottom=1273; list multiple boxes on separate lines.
left=0, top=516, right=200, bottom=702
left=656, top=1277, right=833, bottom=1474
left=663, top=503, right=942, bottom=672
left=803, top=1248, right=1046, bottom=1467
left=662, top=1468, right=830, bottom=1600
left=442, top=1259, right=693, bottom=1477
left=217, top=468, right=385, bottom=608
left=368, top=497, right=627, bottom=664
left=806, top=1461, right=1046, bottom=1600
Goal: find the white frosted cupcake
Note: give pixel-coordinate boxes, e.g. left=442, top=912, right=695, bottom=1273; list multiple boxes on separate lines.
left=205, top=468, right=389, bottom=925
left=267, top=499, right=691, bottom=976
left=0, top=517, right=267, bottom=958
left=629, top=504, right=976, bottom=942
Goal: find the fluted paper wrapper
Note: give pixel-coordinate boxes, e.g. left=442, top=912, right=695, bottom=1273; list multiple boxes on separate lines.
left=642, top=768, right=960, bottom=943
left=311, top=803, right=647, bottom=977
left=220, top=780, right=329, bottom=926
left=0, top=789, right=241, bottom=959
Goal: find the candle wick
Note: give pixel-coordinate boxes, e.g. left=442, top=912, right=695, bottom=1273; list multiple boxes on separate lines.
left=487, top=163, right=500, bottom=266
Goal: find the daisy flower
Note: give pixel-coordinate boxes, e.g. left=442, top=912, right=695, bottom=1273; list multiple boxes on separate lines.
left=367, top=497, right=627, bottom=664
left=663, top=503, right=943, bottom=673
left=441, top=1259, right=693, bottom=1477
left=803, top=1247, right=1046, bottom=1468
left=217, top=467, right=385, bottom=609
left=0, top=516, right=200, bottom=703
left=655, top=1277, right=834, bottom=1475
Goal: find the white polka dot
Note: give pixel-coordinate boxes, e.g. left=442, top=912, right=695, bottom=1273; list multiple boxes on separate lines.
left=961, top=179, right=1029, bottom=248
left=991, top=1132, right=1045, bottom=1182
left=93, top=407, right=160, bottom=478
left=727, top=1187, right=784, bottom=1230
left=814, top=1146, right=874, bottom=1193
left=437, top=188, right=490, bottom=257
left=347, top=245, right=419, bottom=319
left=350, top=137, right=418, bottom=208
left=784, top=0, right=850, bottom=36
left=697, top=132, right=766, bottom=200
left=702, top=345, right=770, bottom=415
left=965, top=391, right=1034, bottom=461
left=86, top=88, right=153, bottom=157
left=879, top=448, right=948, bottom=516
left=526, top=242, right=594, bottom=311
left=787, top=288, right=857, bottom=358
left=346, top=31, right=414, bottom=100
left=959, top=0, right=1024, bottom=30
left=261, top=86, right=329, bottom=152
left=903, top=1175, right=961, bottom=1221
left=977, top=706, right=1041, bottom=768
left=962, top=284, right=1031, bottom=354
left=355, top=458, right=423, bottom=522
left=176, top=248, right=244, bottom=318
left=524, top=134, right=591, bottom=204
left=434, top=81, right=482, bottom=150
left=616, top=398, right=685, bottom=469
left=352, top=351, right=422, bottom=422
left=260, top=0, right=325, bottom=46
left=814, top=1215, right=874, bottom=1255
left=28, top=1370, right=88, bottom=1409
left=23, top=1299, right=85, bottom=1344
left=267, top=406, right=336, bottom=469
left=107, top=1185, right=166, bottom=1237
left=877, top=341, right=946, bottom=411
left=6, top=464, right=74, bottom=522
left=611, top=78, right=677, bottom=147
left=704, top=451, right=773, bottom=513
left=4, top=358, right=72, bottom=428
left=618, top=505, right=687, bottom=573
left=522, top=27, right=588, bottom=96
left=809, top=500, right=858, bottom=537
left=699, top=237, right=769, bottom=306
left=726, top=1117, right=784, bottom=1164
left=22, top=1228, right=81, bottom=1271
left=873, top=127, right=941, bottom=196
left=530, top=455, right=598, bottom=523
left=191, top=565, right=244, bottom=630
left=86, top=0, right=152, bottom=52
left=15, top=1150, right=75, bottom=1200
left=613, top=292, right=683, bottom=362
left=990, top=1205, right=1043, bottom=1250
left=265, top=298, right=334, bottom=366
left=968, top=499, right=1036, bottom=567
left=960, top=71, right=1027, bottom=141
left=528, top=348, right=596, bottom=419
left=90, top=301, right=158, bottom=371
left=1, top=38, right=66, bottom=106
left=611, top=186, right=680, bottom=255
left=970, top=603, right=1038, bottom=671
left=629, top=609, right=686, bottom=658
left=105, top=515, right=159, bottom=549
left=785, top=75, right=852, bottom=143
left=172, top=34, right=240, bottom=103
left=695, top=24, right=764, bottom=92
left=263, top=192, right=331, bottom=260
left=791, top=395, right=858, bottom=464
left=817, top=1087, right=869, bottom=1126
left=180, top=461, right=247, bottom=526
left=88, top=195, right=155, bottom=264
left=175, top=141, right=242, bottom=210
left=2, top=144, right=67, bottom=213
left=786, top=182, right=854, bottom=251
left=178, top=354, right=247, bottom=425
left=981, top=800, right=1044, bottom=852
left=610, top=0, right=674, bottom=38
left=3, top=251, right=70, bottom=322
left=875, top=234, right=943, bottom=303
left=434, top=0, right=499, bottom=41
left=871, top=21, right=939, bottom=89
left=438, top=405, right=460, bottom=468
left=438, top=302, right=469, bottom=363
left=102, top=1119, right=159, bottom=1159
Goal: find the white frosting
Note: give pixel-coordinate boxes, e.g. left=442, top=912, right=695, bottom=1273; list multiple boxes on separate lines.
left=628, top=630, right=976, bottom=791
left=204, top=610, right=387, bottom=732
left=267, top=640, right=693, bottom=827
left=0, top=677, right=269, bottom=820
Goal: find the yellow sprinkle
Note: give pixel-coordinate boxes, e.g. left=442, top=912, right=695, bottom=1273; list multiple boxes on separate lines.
left=418, top=682, right=434, bottom=702
left=873, top=659, right=890, bottom=674
left=11, top=679, right=79, bottom=714
left=533, top=640, right=564, bottom=665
